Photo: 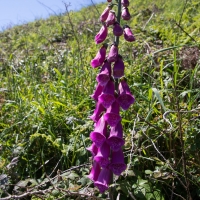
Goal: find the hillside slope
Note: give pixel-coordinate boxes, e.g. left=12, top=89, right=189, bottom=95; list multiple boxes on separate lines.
left=0, top=0, right=200, bottom=199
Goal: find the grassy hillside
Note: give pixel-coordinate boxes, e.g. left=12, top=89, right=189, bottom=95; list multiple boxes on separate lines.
left=0, top=0, right=200, bottom=199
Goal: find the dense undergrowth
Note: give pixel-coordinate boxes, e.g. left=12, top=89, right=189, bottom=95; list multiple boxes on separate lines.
left=0, top=0, right=200, bottom=199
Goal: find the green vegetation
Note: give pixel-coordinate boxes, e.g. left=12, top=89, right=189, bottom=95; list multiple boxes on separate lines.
left=0, top=0, right=200, bottom=199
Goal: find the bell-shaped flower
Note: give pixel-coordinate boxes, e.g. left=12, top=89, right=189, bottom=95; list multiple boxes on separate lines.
left=91, top=44, right=107, bottom=68
left=88, top=161, right=101, bottom=182
left=109, top=148, right=127, bottom=176
left=96, top=61, right=111, bottom=86
left=98, top=79, right=115, bottom=109
left=90, top=115, right=107, bottom=147
left=86, top=142, right=98, bottom=156
left=107, top=122, right=125, bottom=151
left=90, top=101, right=105, bottom=122
left=95, top=24, right=108, bottom=44
left=121, top=0, right=129, bottom=7
left=104, top=101, right=121, bottom=127
left=94, top=168, right=112, bottom=193
left=107, top=43, right=118, bottom=63
left=113, top=22, right=123, bottom=36
left=113, top=55, right=125, bottom=78
left=117, top=79, right=135, bottom=110
left=100, top=5, right=112, bottom=22
left=90, top=83, right=104, bottom=101
left=121, top=7, right=131, bottom=21
left=106, top=10, right=116, bottom=26
left=94, top=141, right=110, bottom=168
left=123, top=25, right=135, bottom=42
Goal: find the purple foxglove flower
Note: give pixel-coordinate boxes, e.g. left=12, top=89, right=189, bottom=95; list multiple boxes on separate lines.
left=90, top=44, right=107, bottom=68
left=113, top=22, right=123, bottom=36
left=104, top=101, right=121, bottom=127
left=121, top=7, right=131, bottom=21
left=95, top=168, right=112, bottom=193
left=90, top=83, right=104, bottom=101
left=96, top=61, right=111, bottom=86
left=113, top=55, right=125, bottom=78
left=106, top=10, right=116, bottom=26
left=109, top=148, right=127, bottom=175
left=123, top=25, right=135, bottom=42
left=100, top=6, right=111, bottom=22
left=98, top=79, right=115, bottom=109
left=95, top=24, right=108, bottom=44
left=90, top=101, right=106, bottom=122
left=86, top=142, right=98, bottom=156
left=94, top=141, right=110, bottom=168
left=121, top=0, right=129, bottom=7
left=107, top=122, right=125, bottom=151
left=107, top=43, right=118, bottom=63
left=117, top=79, right=135, bottom=110
left=90, top=115, right=107, bottom=147
left=88, top=161, right=101, bottom=182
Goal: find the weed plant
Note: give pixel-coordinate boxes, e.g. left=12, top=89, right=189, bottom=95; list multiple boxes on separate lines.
left=0, top=0, right=200, bottom=199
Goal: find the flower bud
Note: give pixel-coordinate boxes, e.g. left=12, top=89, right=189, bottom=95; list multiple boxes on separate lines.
left=107, top=43, right=118, bottom=62
left=106, top=10, right=116, bottom=26
left=121, top=0, right=129, bottom=7
left=95, top=24, right=108, bottom=44
left=123, top=25, right=135, bottom=42
left=113, top=22, right=123, bottom=36
left=121, top=7, right=131, bottom=21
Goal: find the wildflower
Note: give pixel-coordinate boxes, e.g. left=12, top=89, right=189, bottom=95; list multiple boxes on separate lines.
left=107, top=122, right=125, bottom=151
left=91, top=44, right=107, bottom=68
left=88, top=161, right=101, bottom=181
left=100, top=5, right=112, bottom=22
left=121, top=7, right=131, bottom=21
left=98, top=79, right=115, bottom=109
left=107, top=43, right=118, bottom=63
left=123, top=25, right=135, bottom=42
left=95, top=24, right=108, bottom=44
left=113, top=55, right=125, bottom=78
left=121, top=0, right=129, bottom=7
left=104, top=101, right=121, bottom=127
left=90, top=83, right=104, bottom=101
left=96, top=61, right=111, bottom=86
left=95, top=168, right=112, bottom=193
left=90, top=115, right=107, bottom=147
left=113, top=22, right=123, bottom=36
left=117, top=79, right=135, bottom=110
left=106, top=10, right=116, bottom=26
left=94, top=141, right=110, bottom=168
left=109, top=148, right=127, bottom=175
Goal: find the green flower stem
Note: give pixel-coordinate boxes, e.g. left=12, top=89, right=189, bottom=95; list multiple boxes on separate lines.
left=114, top=0, right=121, bottom=91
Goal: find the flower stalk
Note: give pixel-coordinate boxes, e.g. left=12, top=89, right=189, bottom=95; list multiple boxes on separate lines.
left=88, top=0, right=135, bottom=194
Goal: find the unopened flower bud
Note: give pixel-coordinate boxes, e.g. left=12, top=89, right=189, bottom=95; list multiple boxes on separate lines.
left=95, top=24, right=108, bottom=44
left=121, top=7, right=131, bottom=21
left=113, top=22, right=123, bottom=36
left=123, top=25, right=135, bottom=42
left=121, top=0, right=129, bottom=7
left=106, top=10, right=116, bottom=26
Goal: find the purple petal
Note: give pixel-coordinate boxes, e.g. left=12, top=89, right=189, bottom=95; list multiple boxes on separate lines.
left=86, top=143, right=98, bottom=156
left=98, top=80, right=115, bottom=109
left=94, top=168, right=112, bottom=193
left=90, top=83, right=104, bottom=101
left=90, top=101, right=105, bottom=122
left=104, top=101, right=121, bottom=127
left=88, top=161, right=101, bottom=182
left=113, top=56, right=125, bottom=78
left=90, top=115, right=107, bottom=147
left=109, top=149, right=127, bottom=175
left=94, top=142, right=110, bottom=168
left=96, top=61, right=111, bottom=86
left=107, top=122, right=125, bottom=151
